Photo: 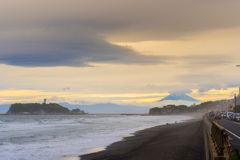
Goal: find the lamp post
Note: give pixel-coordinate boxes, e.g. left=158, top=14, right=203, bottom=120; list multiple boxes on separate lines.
left=236, top=65, right=240, bottom=112
left=234, top=93, right=237, bottom=112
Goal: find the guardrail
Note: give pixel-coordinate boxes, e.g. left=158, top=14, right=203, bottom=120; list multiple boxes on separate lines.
left=203, top=114, right=239, bottom=160
left=211, top=121, right=230, bottom=156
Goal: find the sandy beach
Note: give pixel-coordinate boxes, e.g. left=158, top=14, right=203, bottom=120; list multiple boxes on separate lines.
left=80, top=118, right=205, bottom=160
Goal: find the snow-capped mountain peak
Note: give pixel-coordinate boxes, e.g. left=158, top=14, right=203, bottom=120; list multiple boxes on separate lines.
left=158, top=92, right=199, bottom=102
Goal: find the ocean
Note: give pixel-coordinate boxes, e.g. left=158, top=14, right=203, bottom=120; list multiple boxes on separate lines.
left=0, top=114, right=192, bottom=160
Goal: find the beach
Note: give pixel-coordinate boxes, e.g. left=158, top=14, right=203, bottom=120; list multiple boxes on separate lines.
left=1, top=114, right=193, bottom=160
left=80, top=118, right=205, bottom=160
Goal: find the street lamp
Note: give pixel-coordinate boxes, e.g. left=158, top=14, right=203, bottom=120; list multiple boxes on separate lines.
left=235, top=65, right=240, bottom=112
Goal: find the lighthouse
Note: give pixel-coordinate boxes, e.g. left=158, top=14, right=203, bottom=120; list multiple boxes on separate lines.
left=43, top=99, right=46, bottom=104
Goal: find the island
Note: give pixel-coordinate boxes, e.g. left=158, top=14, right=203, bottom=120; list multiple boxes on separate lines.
left=6, top=103, right=86, bottom=115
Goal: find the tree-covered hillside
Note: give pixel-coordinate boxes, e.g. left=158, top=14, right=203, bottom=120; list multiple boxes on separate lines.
left=7, top=103, right=70, bottom=114
left=149, top=99, right=234, bottom=115
left=149, top=105, right=188, bottom=115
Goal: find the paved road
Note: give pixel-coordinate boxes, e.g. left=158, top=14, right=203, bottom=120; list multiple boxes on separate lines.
left=217, top=119, right=240, bottom=150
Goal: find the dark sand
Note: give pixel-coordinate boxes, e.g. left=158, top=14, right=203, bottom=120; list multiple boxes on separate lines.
left=80, top=119, right=205, bottom=160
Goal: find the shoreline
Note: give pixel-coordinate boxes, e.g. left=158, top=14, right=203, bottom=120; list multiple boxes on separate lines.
left=53, top=113, right=204, bottom=160
left=79, top=115, right=205, bottom=160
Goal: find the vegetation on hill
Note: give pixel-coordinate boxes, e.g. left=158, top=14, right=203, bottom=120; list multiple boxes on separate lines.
left=149, top=105, right=188, bottom=115
left=6, top=103, right=86, bottom=115
left=69, top=108, right=86, bottom=114
left=149, top=99, right=234, bottom=115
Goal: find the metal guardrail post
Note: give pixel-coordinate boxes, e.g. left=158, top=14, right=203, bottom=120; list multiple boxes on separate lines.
left=205, top=114, right=239, bottom=160
left=211, top=121, right=225, bottom=156
left=204, top=114, right=240, bottom=159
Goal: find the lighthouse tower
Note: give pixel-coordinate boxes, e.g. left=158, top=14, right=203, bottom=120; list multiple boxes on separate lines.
left=43, top=99, right=46, bottom=104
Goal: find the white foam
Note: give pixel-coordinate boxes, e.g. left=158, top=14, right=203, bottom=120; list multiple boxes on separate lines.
left=0, top=115, right=192, bottom=160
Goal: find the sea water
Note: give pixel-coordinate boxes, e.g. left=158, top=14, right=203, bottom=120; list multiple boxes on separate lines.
left=0, top=114, right=192, bottom=160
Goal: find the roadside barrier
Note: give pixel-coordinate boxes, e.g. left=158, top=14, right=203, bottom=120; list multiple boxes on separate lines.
left=203, top=114, right=239, bottom=160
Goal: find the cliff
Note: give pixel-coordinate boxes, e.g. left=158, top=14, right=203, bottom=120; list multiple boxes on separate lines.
left=6, top=103, right=84, bottom=115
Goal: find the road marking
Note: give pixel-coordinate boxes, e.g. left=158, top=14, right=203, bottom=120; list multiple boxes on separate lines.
left=225, top=128, right=240, bottom=140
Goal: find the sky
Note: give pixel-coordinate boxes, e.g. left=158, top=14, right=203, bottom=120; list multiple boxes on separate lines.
left=1, top=0, right=240, bottom=106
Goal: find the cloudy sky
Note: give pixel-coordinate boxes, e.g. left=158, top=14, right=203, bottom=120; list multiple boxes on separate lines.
left=1, top=0, right=240, bottom=106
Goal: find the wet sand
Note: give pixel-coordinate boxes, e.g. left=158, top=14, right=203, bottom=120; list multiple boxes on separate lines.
left=80, top=118, right=205, bottom=160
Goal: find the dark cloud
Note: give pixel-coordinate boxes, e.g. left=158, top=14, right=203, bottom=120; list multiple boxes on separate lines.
left=1, top=1, right=240, bottom=39
left=78, top=0, right=240, bottom=41
left=0, top=26, right=164, bottom=67
left=0, top=0, right=239, bottom=67
left=0, top=25, right=232, bottom=67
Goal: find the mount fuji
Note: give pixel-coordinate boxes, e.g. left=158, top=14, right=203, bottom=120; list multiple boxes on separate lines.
left=158, top=92, right=199, bottom=102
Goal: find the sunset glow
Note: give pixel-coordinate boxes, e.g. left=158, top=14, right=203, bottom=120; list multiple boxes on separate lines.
left=1, top=0, right=240, bottom=106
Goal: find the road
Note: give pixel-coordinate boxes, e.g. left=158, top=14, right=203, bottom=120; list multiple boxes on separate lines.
left=217, top=119, right=240, bottom=150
